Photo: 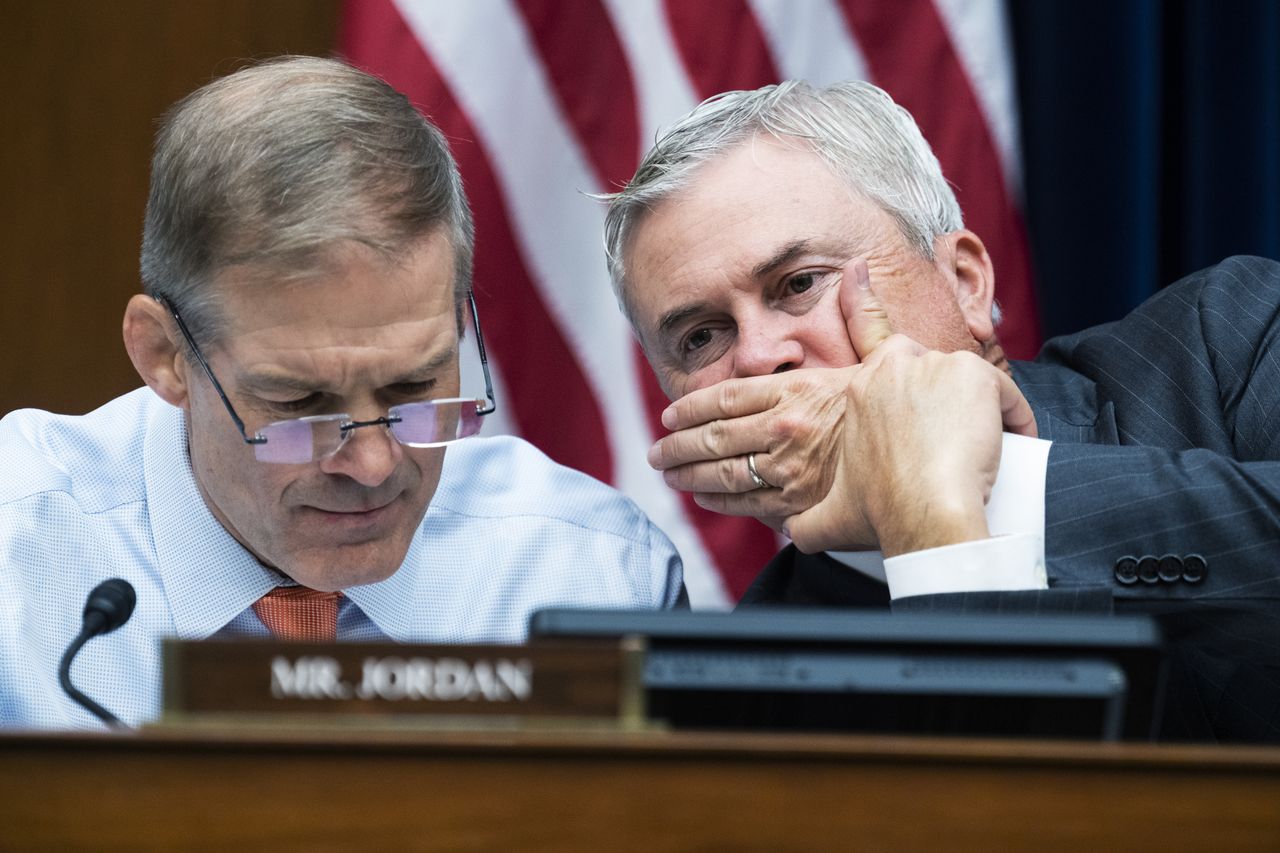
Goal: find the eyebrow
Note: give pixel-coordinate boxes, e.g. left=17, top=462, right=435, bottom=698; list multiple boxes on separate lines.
left=750, top=239, right=813, bottom=280
left=414, top=346, right=459, bottom=376
left=655, top=239, right=817, bottom=339
left=657, top=302, right=711, bottom=337
left=240, top=345, right=459, bottom=394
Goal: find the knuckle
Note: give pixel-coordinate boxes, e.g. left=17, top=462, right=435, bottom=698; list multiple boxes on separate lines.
left=653, top=438, right=675, bottom=466
left=883, top=333, right=915, bottom=352
left=702, top=419, right=728, bottom=456
left=783, top=371, right=818, bottom=396
left=664, top=466, right=690, bottom=489
left=664, top=435, right=689, bottom=466
left=878, top=346, right=909, bottom=370
left=768, top=410, right=803, bottom=442
left=779, top=458, right=805, bottom=490
left=948, top=351, right=998, bottom=384
left=718, top=456, right=740, bottom=489
left=716, top=382, right=739, bottom=414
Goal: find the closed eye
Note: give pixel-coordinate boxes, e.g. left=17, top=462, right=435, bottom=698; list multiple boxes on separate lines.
left=389, top=379, right=437, bottom=399
left=264, top=393, right=324, bottom=415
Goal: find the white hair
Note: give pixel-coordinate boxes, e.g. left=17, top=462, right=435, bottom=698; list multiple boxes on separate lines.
left=601, top=80, right=1000, bottom=323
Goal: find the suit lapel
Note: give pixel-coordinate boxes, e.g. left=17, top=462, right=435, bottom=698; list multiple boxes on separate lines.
left=1011, top=360, right=1120, bottom=446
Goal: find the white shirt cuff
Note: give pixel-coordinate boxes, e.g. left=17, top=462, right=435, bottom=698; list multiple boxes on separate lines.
left=883, top=532, right=1047, bottom=599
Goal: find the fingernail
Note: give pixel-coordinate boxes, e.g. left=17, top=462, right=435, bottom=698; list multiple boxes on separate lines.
left=856, top=261, right=871, bottom=290
left=780, top=523, right=791, bottom=540
left=646, top=445, right=662, bottom=469
left=661, top=406, right=677, bottom=430
left=662, top=469, right=678, bottom=486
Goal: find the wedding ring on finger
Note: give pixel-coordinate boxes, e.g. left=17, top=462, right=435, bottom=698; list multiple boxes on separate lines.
left=746, top=453, right=776, bottom=490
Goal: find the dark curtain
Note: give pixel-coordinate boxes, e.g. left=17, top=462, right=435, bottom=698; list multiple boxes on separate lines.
left=1011, top=0, right=1280, bottom=340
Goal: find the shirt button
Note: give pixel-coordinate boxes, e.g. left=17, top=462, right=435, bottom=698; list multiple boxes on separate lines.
left=1137, top=556, right=1160, bottom=584
left=1114, top=556, right=1139, bottom=585
left=1182, top=554, right=1207, bottom=584
left=1157, top=554, right=1183, bottom=583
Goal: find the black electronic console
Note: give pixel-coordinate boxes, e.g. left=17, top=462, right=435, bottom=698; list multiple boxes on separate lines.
left=529, top=608, right=1167, bottom=740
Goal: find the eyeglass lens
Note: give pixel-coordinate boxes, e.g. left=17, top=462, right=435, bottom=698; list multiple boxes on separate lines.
left=252, top=399, right=483, bottom=464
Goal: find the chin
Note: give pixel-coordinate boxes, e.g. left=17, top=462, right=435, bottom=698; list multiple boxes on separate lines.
left=282, top=544, right=409, bottom=592
left=288, top=565, right=398, bottom=593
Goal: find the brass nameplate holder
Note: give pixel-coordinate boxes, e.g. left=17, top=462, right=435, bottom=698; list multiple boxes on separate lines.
left=162, top=637, right=646, bottom=729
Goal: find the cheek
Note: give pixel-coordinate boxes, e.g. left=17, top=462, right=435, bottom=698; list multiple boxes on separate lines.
left=415, top=446, right=445, bottom=483
left=679, top=360, right=734, bottom=396
left=651, top=352, right=728, bottom=400
left=881, top=291, right=971, bottom=353
left=189, top=420, right=287, bottom=503
left=402, top=446, right=446, bottom=503
left=223, top=461, right=295, bottom=523
left=797, top=312, right=859, bottom=368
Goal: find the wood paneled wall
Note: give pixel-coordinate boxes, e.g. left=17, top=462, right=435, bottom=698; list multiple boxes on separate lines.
left=0, top=1, right=341, bottom=416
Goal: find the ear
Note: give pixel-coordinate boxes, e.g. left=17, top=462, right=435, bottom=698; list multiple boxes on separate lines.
left=122, top=294, right=191, bottom=410
left=939, top=229, right=996, bottom=345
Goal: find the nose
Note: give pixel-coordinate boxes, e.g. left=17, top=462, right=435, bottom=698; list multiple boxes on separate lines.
left=733, top=314, right=806, bottom=378
left=319, top=420, right=403, bottom=487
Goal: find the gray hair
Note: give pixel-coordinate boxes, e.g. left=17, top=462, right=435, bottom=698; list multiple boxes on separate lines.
left=603, top=80, right=966, bottom=321
left=141, top=55, right=474, bottom=344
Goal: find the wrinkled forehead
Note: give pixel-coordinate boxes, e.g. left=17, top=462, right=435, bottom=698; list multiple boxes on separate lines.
left=204, top=232, right=462, bottom=335
left=209, top=233, right=458, bottom=341
left=620, top=138, right=870, bottom=318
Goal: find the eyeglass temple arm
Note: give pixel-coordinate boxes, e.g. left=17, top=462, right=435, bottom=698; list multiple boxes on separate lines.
left=468, top=290, right=497, bottom=416
left=154, top=295, right=265, bottom=445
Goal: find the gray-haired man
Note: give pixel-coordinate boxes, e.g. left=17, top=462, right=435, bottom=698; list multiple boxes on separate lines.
left=1, top=57, right=683, bottom=730
left=608, top=81, right=1280, bottom=741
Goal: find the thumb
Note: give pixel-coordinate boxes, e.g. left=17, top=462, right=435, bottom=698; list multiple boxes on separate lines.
left=784, top=498, right=874, bottom=555
left=782, top=504, right=835, bottom=555
left=997, top=370, right=1039, bottom=438
left=839, top=257, right=894, bottom=362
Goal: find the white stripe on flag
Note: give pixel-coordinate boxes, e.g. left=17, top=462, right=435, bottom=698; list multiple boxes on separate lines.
left=749, top=0, right=870, bottom=85
left=600, top=0, right=701, bottom=144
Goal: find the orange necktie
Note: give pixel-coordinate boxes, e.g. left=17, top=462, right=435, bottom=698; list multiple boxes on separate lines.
left=252, top=586, right=342, bottom=642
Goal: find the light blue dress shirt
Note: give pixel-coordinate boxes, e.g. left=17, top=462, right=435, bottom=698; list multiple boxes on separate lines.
left=0, top=388, right=683, bottom=729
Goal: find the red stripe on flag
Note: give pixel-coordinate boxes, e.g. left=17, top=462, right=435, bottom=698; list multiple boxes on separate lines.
left=339, top=0, right=614, bottom=482
left=839, top=0, right=1041, bottom=359
left=514, top=0, right=639, bottom=190
left=663, top=0, right=781, bottom=97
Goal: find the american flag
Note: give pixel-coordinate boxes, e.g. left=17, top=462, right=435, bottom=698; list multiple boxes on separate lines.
left=340, top=0, right=1039, bottom=608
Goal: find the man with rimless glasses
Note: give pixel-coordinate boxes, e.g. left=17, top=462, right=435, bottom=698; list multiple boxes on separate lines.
left=0, top=57, right=683, bottom=729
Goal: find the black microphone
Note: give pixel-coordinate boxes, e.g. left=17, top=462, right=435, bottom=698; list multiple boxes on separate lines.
left=58, top=578, right=137, bottom=729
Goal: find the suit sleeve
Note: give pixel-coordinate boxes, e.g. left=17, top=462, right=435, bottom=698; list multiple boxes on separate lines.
left=1036, top=256, right=1280, bottom=608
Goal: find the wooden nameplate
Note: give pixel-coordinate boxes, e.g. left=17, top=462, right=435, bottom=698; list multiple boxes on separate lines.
left=161, top=637, right=646, bottom=729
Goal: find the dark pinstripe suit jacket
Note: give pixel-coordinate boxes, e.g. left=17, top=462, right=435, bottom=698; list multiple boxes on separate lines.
left=740, top=256, right=1280, bottom=742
